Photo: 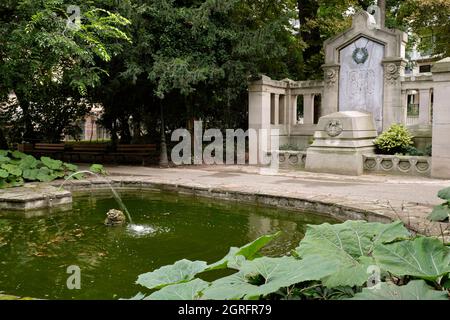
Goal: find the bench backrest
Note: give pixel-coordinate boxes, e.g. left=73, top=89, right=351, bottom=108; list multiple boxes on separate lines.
left=116, top=144, right=157, bottom=153
left=71, top=144, right=109, bottom=152
left=34, top=143, right=65, bottom=151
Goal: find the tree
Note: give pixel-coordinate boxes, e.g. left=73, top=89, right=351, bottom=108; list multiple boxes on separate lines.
left=0, top=0, right=131, bottom=143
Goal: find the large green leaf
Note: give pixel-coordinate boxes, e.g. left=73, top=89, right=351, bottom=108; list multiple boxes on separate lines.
left=351, top=280, right=448, bottom=300
left=146, top=279, right=210, bottom=300
left=0, top=150, right=9, bottom=157
left=207, top=232, right=281, bottom=271
left=136, top=259, right=208, bottom=290
left=0, top=169, right=8, bottom=178
left=438, top=187, right=450, bottom=201
left=428, top=204, right=450, bottom=222
left=40, top=157, right=63, bottom=170
left=23, top=169, right=40, bottom=181
left=36, top=167, right=56, bottom=182
left=203, top=256, right=337, bottom=300
left=64, top=163, right=79, bottom=172
left=1, top=164, right=22, bottom=177
left=19, top=155, right=39, bottom=170
left=0, top=155, right=10, bottom=163
left=374, top=237, right=450, bottom=281
left=11, top=151, right=27, bottom=159
left=295, top=221, right=410, bottom=288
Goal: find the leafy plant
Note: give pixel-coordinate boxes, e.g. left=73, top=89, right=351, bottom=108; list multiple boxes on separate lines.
left=428, top=187, right=450, bottom=222
left=374, top=124, right=414, bottom=155
left=129, top=221, right=450, bottom=301
left=0, top=150, right=87, bottom=188
left=89, top=164, right=108, bottom=176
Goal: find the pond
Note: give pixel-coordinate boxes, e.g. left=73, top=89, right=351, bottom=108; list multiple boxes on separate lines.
left=0, top=190, right=337, bottom=300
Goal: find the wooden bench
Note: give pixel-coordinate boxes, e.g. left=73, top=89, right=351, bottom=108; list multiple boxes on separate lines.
left=65, top=144, right=109, bottom=162
left=32, top=143, right=65, bottom=159
left=112, top=144, right=157, bottom=165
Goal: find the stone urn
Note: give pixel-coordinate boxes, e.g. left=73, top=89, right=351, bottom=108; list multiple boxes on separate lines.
left=104, top=209, right=127, bottom=227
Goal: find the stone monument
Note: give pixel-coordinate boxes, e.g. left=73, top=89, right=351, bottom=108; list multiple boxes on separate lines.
left=305, top=111, right=377, bottom=176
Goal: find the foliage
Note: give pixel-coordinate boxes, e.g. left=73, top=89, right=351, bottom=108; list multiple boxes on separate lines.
left=0, top=0, right=131, bottom=143
left=428, top=187, right=450, bottom=222
left=89, top=164, right=108, bottom=176
left=0, top=150, right=81, bottom=188
left=130, top=220, right=450, bottom=300
left=374, top=124, right=414, bottom=155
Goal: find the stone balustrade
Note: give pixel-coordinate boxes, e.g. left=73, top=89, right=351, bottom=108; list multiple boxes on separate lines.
left=363, top=154, right=431, bottom=176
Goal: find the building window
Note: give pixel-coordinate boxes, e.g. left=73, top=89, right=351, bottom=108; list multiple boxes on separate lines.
left=419, top=65, right=431, bottom=73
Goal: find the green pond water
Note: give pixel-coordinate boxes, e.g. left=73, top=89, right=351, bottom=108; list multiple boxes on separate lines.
left=0, top=190, right=337, bottom=300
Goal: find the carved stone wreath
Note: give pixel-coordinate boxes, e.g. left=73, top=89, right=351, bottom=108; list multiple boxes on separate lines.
left=352, top=47, right=369, bottom=64
left=325, top=120, right=344, bottom=137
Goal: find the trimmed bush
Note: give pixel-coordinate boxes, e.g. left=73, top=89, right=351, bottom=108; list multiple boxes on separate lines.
left=374, top=124, right=414, bottom=155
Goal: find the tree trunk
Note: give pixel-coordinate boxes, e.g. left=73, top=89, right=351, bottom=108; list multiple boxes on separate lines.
left=15, top=90, right=35, bottom=143
left=159, top=103, right=169, bottom=167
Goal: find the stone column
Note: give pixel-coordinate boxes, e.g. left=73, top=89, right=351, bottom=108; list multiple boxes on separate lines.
left=400, top=89, right=408, bottom=124
left=291, top=95, right=298, bottom=125
left=382, top=58, right=407, bottom=130
left=249, top=89, right=271, bottom=153
left=274, top=94, right=280, bottom=125
left=303, top=94, right=315, bottom=124
left=419, top=89, right=432, bottom=125
left=431, top=58, right=450, bottom=179
left=322, top=64, right=340, bottom=116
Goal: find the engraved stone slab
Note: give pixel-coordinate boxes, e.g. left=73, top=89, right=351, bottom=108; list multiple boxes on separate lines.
left=339, top=37, right=384, bottom=132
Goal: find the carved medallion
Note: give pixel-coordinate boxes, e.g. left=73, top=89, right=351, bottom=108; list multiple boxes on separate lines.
left=352, top=47, right=369, bottom=64
left=325, top=120, right=344, bottom=137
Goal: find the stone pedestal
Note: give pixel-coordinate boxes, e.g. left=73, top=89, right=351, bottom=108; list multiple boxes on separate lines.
left=306, top=111, right=377, bottom=176
left=431, top=58, right=450, bottom=179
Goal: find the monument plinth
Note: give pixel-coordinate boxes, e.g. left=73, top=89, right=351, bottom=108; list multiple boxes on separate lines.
left=305, top=111, right=377, bottom=176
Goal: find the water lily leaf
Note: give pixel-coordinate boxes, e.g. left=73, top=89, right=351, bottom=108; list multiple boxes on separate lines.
left=40, top=157, right=63, bottom=170
left=428, top=204, right=450, bottom=222
left=374, top=237, right=450, bottom=281
left=0, top=169, right=8, bottom=178
left=295, top=221, right=410, bottom=288
left=136, top=259, right=208, bottom=290
left=351, top=280, right=448, bottom=300
left=146, top=279, right=210, bottom=300
left=438, top=187, right=450, bottom=201
left=207, top=232, right=281, bottom=271
left=1, top=164, right=22, bottom=176
left=203, top=256, right=336, bottom=300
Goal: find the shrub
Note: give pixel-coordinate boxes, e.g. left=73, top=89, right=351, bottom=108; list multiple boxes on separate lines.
left=374, top=124, right=414, bottom=155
